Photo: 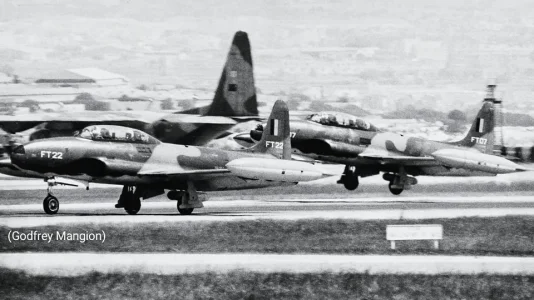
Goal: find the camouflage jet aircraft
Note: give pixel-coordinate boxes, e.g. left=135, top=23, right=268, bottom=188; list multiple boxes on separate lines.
left=0, top=31, right=258, bottom=149
left=241, top=96, right=527, bottom=195
left=8, top=100, right=331, bottom=215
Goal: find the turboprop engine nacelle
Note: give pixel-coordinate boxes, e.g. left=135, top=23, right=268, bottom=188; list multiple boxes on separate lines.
left=431, top=148, right=526, bottom=174
left=226, top=157, right=329, bottom=182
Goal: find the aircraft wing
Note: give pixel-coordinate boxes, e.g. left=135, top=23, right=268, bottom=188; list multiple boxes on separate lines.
left=161, top=114, right=238, bottom=125
left=358, top=149, right=438, bottom=166
left=0, top=111, right=166, bottom=123
left=0, top=111, right=166, bottom=133
left=137, top=167, right=231, bottom=180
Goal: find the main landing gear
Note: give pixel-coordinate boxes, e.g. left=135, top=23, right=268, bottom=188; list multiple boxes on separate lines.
left=115, top=185, right=141, bottom=215
left=383, top=167, right=417, bottom=196
left=113, top=183, right=204, bottom=215
left=167, top=181, right=205, bottom=215
left=337, top=165, right=359, bottom=190
left=337, top=165, right=379, bottom=191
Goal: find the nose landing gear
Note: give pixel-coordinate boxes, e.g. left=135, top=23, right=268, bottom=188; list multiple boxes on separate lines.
left=43, top=179, right=59, bottom=214
left=43, top=195, right=59, bottom=214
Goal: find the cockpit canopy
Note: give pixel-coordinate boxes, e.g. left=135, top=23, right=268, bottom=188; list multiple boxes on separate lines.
left=76, top=125, right=160, bottom=144
left=306, top=112, right=378, bottom=132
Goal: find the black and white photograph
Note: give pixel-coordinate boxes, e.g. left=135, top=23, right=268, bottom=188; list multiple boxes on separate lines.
left=1, top=0, right=534, bottom=299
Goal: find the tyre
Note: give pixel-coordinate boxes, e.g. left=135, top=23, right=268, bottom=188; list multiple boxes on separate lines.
left=177, top=198, right=193, bottom=215
left=124, top=195, right=141, bottom=215
left=343, top=175, right=359, bottom=191
left=125, top=209, right=139, bottom=215
left=178, top=207, right=194, bottom=215
left=388, top=182, right=403, bottom=195
left=43, top=196, right=59, bottom=214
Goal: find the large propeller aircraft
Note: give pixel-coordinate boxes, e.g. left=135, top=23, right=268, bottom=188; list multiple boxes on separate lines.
left=239, top=90, right=527, bottom=195
left=6, top=101, right=332, bottom=215
left=0, top=31, right=259, bottom=150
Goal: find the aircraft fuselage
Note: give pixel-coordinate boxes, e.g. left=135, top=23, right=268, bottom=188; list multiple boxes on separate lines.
left=10, top=137, right=292, bottom=191
left=254, top=119, right=520, bottom=176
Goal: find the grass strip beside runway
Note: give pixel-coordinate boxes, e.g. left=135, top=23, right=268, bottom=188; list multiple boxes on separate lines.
left=2, top=216, right=534, bottom=256
left=1, top=269, right=533, bottom=300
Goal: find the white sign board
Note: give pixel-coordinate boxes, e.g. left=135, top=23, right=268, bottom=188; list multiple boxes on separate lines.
left=386, top=224, right=443, bottom=249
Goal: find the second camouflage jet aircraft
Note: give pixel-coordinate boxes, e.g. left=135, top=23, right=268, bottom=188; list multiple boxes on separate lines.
left=242, top=93, right=527, bottom=195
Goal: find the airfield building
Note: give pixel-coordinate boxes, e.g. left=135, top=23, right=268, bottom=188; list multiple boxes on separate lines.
left=35, top=68, right=129, bottom=87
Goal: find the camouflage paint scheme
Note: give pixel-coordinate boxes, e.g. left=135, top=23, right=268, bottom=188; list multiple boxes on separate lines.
left=11, top=132, right=285, bottom=191
left=0, top=31, right=258, bottom=147
left=246, top=98, right=525, bottom=194
left=9, top=100, right=309, bottom=215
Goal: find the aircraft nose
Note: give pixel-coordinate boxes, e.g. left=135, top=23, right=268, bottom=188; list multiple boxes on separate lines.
left=11, top=145, right=25, bottom=156
left=0, top=156, right=12, bottom=168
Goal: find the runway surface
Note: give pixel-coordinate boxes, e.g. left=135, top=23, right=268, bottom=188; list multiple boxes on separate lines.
left=2, top=253, right=534, bottom=276
left=1, top=195, right=534, bottom=227
left=2, top=179, right=534, bottom=277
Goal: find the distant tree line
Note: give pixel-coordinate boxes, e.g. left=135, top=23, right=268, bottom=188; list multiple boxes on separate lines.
left=73, top=93, right=110, bottom=111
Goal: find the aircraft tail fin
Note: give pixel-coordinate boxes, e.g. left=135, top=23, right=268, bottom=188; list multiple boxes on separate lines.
left=451, top=99, right=495, bottom=154
left=250, top=100, right=291, bottom=159
left=205, top=31, right=258, bottom=117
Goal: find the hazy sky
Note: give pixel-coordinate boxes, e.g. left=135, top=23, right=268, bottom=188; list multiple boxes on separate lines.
left=2, top=0, right=534, bottom=91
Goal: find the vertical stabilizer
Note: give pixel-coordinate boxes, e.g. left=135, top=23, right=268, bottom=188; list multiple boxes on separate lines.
left=452, top=99, right=495, bottom=154
left=206, top=31, right=258, bottom=117
left=250, top=100, right=291, bottom=159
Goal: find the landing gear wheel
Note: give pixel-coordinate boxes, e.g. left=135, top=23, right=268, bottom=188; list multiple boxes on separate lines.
left=124, top=194, right=141, bottom=215
left=343, top=175, right=359, bottom=191
left=178, top=207, right=194, bottom=215
left=339, top=166, right=360, bottom=191
left=177, top=200, right=194, bottom=215
left=388, top=182, right=404, bottom=195
left=43, top=195, right=59, bottom=214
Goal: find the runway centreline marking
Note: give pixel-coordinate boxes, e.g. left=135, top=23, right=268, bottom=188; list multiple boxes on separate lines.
left=2, top=253, right=534, bottom=276
left=2, top=208, right=534, bottom=228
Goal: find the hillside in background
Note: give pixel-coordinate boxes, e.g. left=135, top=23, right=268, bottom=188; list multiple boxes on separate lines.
left=2, top=0, right=534, bottom=113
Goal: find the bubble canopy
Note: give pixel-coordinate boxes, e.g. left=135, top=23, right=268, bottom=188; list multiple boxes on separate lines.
left=306, top=112, right=378, bottom=132
left=76, top=125, right=160, bottom=144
